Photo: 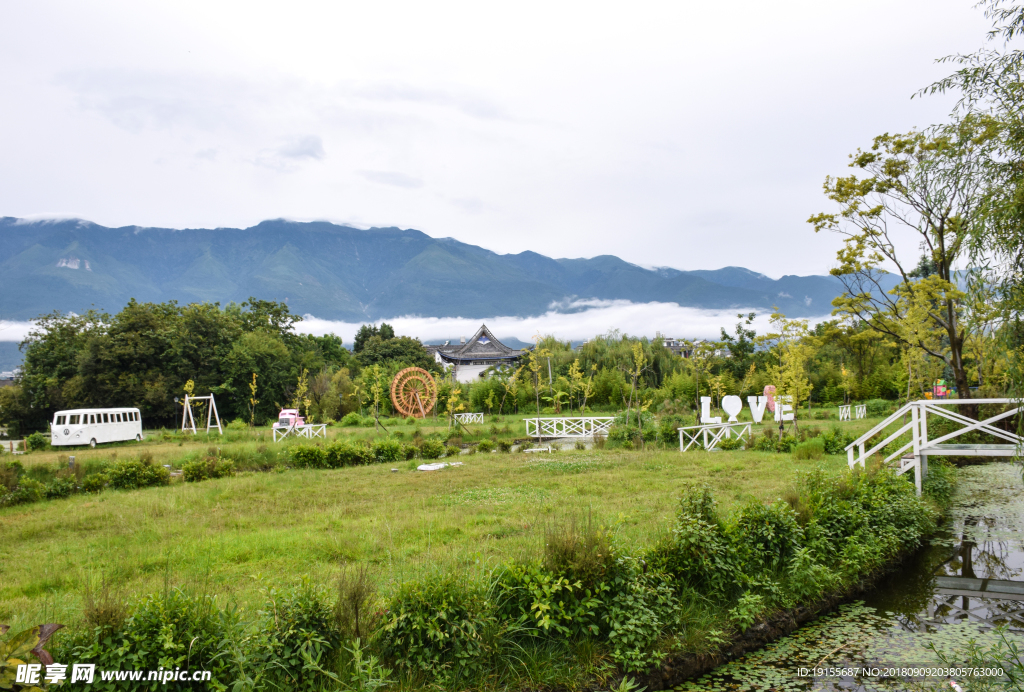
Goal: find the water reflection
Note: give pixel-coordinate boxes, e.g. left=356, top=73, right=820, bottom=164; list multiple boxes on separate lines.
left=675, top=462, right=1024, bottom=691
left=867, top=462, right=1024, bottom=633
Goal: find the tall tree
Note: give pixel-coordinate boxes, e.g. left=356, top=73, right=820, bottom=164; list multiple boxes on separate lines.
left=925, top=0, right=1024, bottom=397
left=809, top=122, right=990, bottom=406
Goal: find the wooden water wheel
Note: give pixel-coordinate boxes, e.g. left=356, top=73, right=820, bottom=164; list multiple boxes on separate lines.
left=390, top=367, right=438, bottom=418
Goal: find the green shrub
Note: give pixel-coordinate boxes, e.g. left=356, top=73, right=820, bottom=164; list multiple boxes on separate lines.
left=372, top=438, right=403, bottom=463
left=1, top=477, right=45, bottom=506
left=495, top=560, right=606, bottom=640
left=649, top=484, right=740, bottom=599
left=717, top=436, right=744, bottom=451
left=378, top=573, right=495, bottom=680
left=609, top=423, right=656, bottom=444
left=291, top=444, right=328, bottom=469
left=325, top=441, right=372, bottom=467
left=786, top=547, right=838, bottom=601
left=819, top=425, right=855, bottom=455
left=922, top=459, right=957, bottom=509
left=0, top=460, right=24, bottom=491
left=754, top=432, right=798, bottom=453
left=800, top=466, right=935, bottom=573
left=792, top=437, right=825, bottom=460
left=401, top=444, right=418, bottom=460
left=865, top=399, right=894, bottom=416
left=728, top=592, right=765, bottom=631
left=226, top=418, right=248, bottom=430
left=182, top=457, right=236, bottom=482
left=476, top=439, right=495, bottom=453
left=107, top=459, right=171, bottom=490
left=752, top=430, right=777, bottom=452
left=419, top=439, right=446, bottom=459
left=62, top=588, right=235, bottom=688
left=81, top=473, right=108, bottom=493
left=496, top=440, right=512, bottom=453
left=25, top=431, right=50, bottom=451
left=604, top=565, right=677, bottom=672
left=776, top=434, right=797, bottom=453
left=248, top=581, right=343, bottom=688
left=44, top=476, right=77, bottom=499
left=340, top=412, right=366, bottom=427
left=658, top=415, right=688, bottom=444
left=731, top=500, right=803, bottom=572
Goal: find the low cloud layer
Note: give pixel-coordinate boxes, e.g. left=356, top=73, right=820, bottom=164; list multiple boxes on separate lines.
left=0, top=321, right=33, bottom=343
left=297, top=301, right=833, bottom=345
left=0, top=302, right=832, bottom=346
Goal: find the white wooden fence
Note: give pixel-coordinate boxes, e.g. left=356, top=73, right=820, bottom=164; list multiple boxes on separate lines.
left=273, top=424, right=327, bottom=443
left=839, top=404, right=867, bottom=421
left=846, top=398, right=1023, bottom=495
left=454, top=413, right=484, bottom=424
left=524, top=417, right=615, bottom=438
left=678, top=422, right=753, bottom=452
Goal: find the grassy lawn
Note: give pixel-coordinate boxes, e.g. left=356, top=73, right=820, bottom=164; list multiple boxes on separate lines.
left=0, top=413, right=882, bottom=632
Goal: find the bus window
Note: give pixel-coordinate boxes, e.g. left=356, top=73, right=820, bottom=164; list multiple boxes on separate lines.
left=69, top=414, right=81, bottom=424
left=102, top=413, right=109, bottom=423
left=131, top=412, right=137, bottom=421
left=55, top=415, right=66, bottom=425
left=90, top=414, right=96, bottom=424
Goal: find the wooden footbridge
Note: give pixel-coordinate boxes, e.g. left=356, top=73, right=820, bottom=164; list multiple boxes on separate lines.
left=846, top=398, right=1023, bottom=495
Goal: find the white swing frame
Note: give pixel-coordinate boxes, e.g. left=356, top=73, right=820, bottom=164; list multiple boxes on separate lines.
left=181, top=394, right=223, bottom=435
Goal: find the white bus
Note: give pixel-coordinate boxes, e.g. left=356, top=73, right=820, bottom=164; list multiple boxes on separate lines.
left=51, top=408, right=144, bottom=448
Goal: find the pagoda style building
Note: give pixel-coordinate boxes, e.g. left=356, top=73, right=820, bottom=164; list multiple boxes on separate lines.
left=426, top=324, right=526, bottom=383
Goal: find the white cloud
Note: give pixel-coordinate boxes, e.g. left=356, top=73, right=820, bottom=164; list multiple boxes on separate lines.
left=275, top=135, right=326, bottom=161
left=357, top=170, right=423, bottom=189
left=0, top=303, right=830, bottom=356
left=296, top=301, right=831, bottom=345
left=0, top=321, right=33, bottom=343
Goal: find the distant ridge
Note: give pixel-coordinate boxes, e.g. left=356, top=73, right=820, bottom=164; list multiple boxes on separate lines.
left=0, top=217, right=863, bottom=321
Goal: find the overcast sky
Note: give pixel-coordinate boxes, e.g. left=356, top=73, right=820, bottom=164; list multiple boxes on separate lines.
left=0, top=1, right=992, bottom=277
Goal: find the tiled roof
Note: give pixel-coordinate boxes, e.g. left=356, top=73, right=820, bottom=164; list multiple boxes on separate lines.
left=425, top=324, right=525, bottom=362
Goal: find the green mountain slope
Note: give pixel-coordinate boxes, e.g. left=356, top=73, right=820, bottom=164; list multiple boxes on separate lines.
left=0, top=217, right=852, bottom=321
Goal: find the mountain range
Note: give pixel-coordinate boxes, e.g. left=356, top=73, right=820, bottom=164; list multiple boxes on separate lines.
left=0, top=217, right=867, bottom=323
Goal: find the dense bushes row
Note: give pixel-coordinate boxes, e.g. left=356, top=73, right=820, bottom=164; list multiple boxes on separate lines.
left=289, top=436, right=452, bottom=469
left=40, top=463, right=951, bottom=690
left=0, top=456, right=170, bottom=507
left=0, top=432, right=464, bottom=506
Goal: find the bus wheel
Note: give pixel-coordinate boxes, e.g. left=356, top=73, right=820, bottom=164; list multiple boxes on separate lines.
left=89, top=439, right=97, bottom=448
left=136, top=434, right=142, bottom=442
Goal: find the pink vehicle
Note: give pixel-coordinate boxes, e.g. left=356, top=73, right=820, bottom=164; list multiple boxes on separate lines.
left=273, top=408, right=305, bottom=430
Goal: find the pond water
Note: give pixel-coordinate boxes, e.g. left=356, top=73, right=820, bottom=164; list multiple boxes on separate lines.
left=675, top=462, right=1024, bottom=691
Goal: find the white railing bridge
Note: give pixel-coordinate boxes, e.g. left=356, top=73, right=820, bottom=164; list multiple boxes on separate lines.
left=678, top=421, right=753, bottom=452
left=272, top=423, right=327, bottom=443
left=524, top=417, right=615, bottom=438
left=847, top=398, right=1023, bottom=495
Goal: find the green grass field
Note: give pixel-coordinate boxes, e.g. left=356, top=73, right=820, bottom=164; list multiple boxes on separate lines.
left=0, top=413, right=880, bottom=634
